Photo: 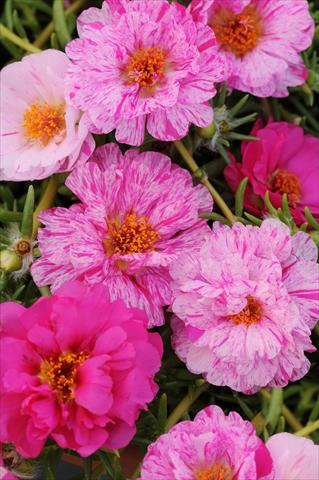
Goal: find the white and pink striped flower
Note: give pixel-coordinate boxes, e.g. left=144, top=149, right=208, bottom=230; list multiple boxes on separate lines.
left=190, top=0, right=314, bottom=97
left=31, top=143, right=212, bottom=327
left=170, top=219, right=318, bottom=393
left=65, top=0, right=226, bottom=146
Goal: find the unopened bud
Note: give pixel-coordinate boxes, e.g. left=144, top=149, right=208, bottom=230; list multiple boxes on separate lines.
left=0, top=249, right=22, bottom=273
left=197, top=122, right=217, bottom=139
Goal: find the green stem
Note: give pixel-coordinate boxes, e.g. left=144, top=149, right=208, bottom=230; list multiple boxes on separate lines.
left=33, top=0, right=87, bottom=48
left=0, top=23, right=41, bottom=53
left=295, top=419, right=319, bottom=437
left=174, top=140, right=236, bottom=225
left=260, top=389, right=303, bottom=432
left=32, top=176, right=58, bottom=239
left=38, top=286, right=51, bottom=297
left=165, top=381, right=208, bottom=432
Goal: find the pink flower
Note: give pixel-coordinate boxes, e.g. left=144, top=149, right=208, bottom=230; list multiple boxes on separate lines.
left=65, top=0, right=226, bottom=146
left=139, top=405, right=274, bottom=479
left=31, top=143, right=212, bottom=327
left=266, top=433, right=319, bottom=480
left=190, top=0, right=314, bottom=97
left=0, top=50, right=94, bottom=181
left=224, top=120, right=319, bottom=225
left=170, top=219, right=318, bottom=393
left=0, top=281, right=162, bottom=457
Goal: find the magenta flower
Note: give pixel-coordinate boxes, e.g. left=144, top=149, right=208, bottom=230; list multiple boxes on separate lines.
left=0, top=281, right=162, bottom=457
left=0, top=50, right=94, bottom=181
left=190, top=0, right=314, bottom=97
left=139, top=405, right=274, bottom=479
left=31, top=144, right=212, bottom=327
left=266, top=433, right=319, bottom=480
left=224, top=120, right=319, bottom=225
left=65, top=0, right=226, bottom=146
left=170, top=219, right=318, bottom=393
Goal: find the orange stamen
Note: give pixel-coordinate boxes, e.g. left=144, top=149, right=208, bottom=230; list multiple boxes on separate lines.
left=103, top=213, right=160, bottom=256
left=228, top=296, right=262, bottom=326
left=23, top=102, right=65, bottom=145
left=126, top=47, right=166, bottom=88
left=195, top=464, right=233, bottom=480
left=39, top=352, right=89, bottom=402
left=269, top=169, right=302, bottom=208
left=211, top=5, right=263, bottom=57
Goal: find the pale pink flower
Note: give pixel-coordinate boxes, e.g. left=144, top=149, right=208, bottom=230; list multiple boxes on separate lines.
left=0, top=50, right=94, bottom=181
left=31, top=143, right=212, bottom=327
left=139, top=405, right=274, bottom=479
left=266, top=433, right=319, bottom=480
left=65, top=0, right=226, bottom=146
left=0, top=281, right=162, bottom=457
left=190, top=0, right=314, bottom=97
left=170, top=219, right=318, bottom=394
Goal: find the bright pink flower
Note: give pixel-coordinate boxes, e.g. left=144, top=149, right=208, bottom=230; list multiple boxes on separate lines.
left=266, top=433, right=319, bottom=480
left=170, top=219, right=318, bottom=394
left=190, top=0, right=314, bottom=97
left=31, top=143, right=212, bottom=327
left=65, top=0, right=226, bottom=146
left=0, top=281, right=162, bottom=457
left=224, top=120, right=319, bottom=225
left=0, top=50, right=94, bottom=181
left=139, top=405, right=274, bottom=479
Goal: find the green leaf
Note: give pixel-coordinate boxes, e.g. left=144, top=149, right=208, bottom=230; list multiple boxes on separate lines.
left=233, top=392, right=255, bottom=420
left=264, top=191, right=278, bottom=217
left=226, top=132, right=259, bottom=141
left=244, top=212, right=262, bottom=226
left=266, top=388, right=283, bottom=434
left=12, top=9, right=28, bottom=39
left=4, top=0, right=14, bottom=30
left=83, top=457, right=92, bottom=480
left=53, top=0, right=71, bottom=48
left=20, top=185, right=34, bottom=239
left=229, top=94, right=249, bottom=117
left=199, top=211, right=232, bottom=226
left=304, top=207, right=319, bottom=230
left=158, top=393, right=168, bottom=431
left=43, top=446, right=61, bottom=480
left=16, top=0, right=52, bottom=15
left=97, top=450, right=115, bottom=478
left=216, top=142, right=231, bottom=164
left=0, top=210, right=23, bottom=222
left=235, top=177, right=248, bottom=217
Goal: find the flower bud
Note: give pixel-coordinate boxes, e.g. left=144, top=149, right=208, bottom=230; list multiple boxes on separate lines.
left=0, top=249, right=22, bottom=273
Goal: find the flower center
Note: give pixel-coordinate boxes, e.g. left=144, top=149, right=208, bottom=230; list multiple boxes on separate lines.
left=195, top=464, right=233, bottom=480
left=15, top=239, right=31, bottom=256
left=39, top=352, right=89, bottom=402
left=211, top=5, right=263, bottom=57
left=269, top=168, right=302, bottom=208
left=228, top=296, right=262, bottom=326
left=126, top=47, right=166, bottom=88
left=103, top=213, right=160, bottom=256
left=23, top=102, right=65, bottom=145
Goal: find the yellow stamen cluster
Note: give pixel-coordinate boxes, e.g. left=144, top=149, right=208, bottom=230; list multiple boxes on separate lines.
left=39, top=351, right=89, bottom=402
left=103, top=213, right=160, bottom=256
left=211, top=5, right=263, bottom=57
left=228, top=295, right=263, bottom=326
left=270, top=168, right=302, bottom=208
left=23, top=102, right=65, bottom=145
left=195, top=464, right=233, bottom=480
left=126, top=47, right=166, bottom=88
